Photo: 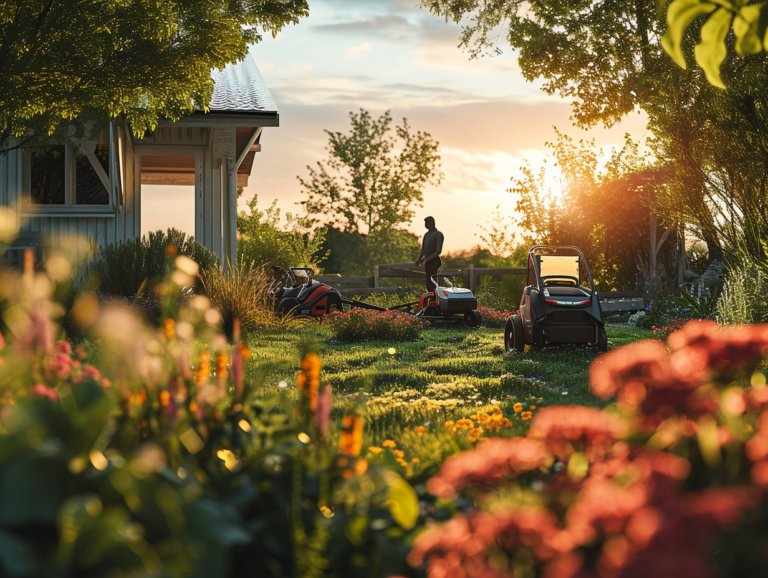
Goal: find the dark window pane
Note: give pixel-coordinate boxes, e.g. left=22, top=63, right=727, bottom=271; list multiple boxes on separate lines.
left=31, top=146, right=65, bottom=204
left=76, top=144, right=110, bottom=205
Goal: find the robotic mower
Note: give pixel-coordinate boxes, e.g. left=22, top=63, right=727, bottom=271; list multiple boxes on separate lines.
left=504, top=246, right=606, bottom=352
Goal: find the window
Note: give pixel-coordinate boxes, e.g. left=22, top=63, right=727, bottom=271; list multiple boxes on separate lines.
left=23, top=124, right=124, bottom=215
left=31, top=146, right=66, bottom=205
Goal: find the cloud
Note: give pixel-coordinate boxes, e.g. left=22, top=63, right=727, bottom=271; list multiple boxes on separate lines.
left=314, top=15, right=418, bottom=40
left=345, top=42, right=373, bottom=57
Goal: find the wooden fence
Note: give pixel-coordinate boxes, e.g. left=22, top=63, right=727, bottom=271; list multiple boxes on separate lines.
left=315, top=262, right=650, bottom=312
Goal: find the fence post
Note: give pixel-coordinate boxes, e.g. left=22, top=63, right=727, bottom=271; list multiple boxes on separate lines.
left=468, top=263, right=475, bottom=292
left=374, top=264, right=379, bottom=288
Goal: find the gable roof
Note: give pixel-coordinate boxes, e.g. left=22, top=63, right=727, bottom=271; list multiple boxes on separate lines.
left=209, top=53, right=278, bottom=115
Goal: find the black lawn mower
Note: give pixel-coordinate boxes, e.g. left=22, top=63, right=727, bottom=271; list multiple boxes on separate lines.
left=269, top=267, right=482, bottom=327
left=504, top=246, right=606, bottom=352
left=268, top=267, right=344, bottom=317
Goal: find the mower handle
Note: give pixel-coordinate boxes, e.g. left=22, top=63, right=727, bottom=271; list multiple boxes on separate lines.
left=430, top=274, right=455, bottom=288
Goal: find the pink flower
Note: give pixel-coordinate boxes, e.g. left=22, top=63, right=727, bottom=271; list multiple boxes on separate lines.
left=33, top=383, right=58, bottom=401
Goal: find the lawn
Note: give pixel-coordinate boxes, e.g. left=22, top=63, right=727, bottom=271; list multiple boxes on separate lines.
left=245, top=324, right=653, bottom=455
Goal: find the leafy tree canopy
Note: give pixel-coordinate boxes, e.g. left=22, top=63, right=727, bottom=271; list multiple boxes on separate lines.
left=0, top=0, right=308, bottom=153
left=299, top=109, right=443, bottom=235
left=663, top=0, right=768, bottom=88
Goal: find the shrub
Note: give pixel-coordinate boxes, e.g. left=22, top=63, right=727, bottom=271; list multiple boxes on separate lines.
left=716, top=258, right=768, bottom=325
left=90, top=228, right=217, bottom=296
left=237, top=195, right=326, bottom=271
left=198, top=261, right=295, bottom=336
left=325, top=308, right=426, bottom=342
left=477, top=305, right=517, bottom=328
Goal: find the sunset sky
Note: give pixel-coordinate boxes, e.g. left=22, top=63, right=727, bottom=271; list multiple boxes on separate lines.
left=144, top=0, right=650, bottom=253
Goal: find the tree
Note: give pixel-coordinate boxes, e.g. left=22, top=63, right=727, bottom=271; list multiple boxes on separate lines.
left=299, top=109, right=443, bottom=235
left=237, top=195, right=327, bottom=271
left=0, top=0, right=308, bottom=154
left=420, top=0, right=768, bottom=265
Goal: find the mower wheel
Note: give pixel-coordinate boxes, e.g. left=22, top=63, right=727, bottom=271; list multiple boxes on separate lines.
left=597, top=326, right=608, bottom=351
left=463, top=310, right=482, bottom=327
left=276, top=297, right=300, bottom=317
left=504, top=316, right=525, bottom=353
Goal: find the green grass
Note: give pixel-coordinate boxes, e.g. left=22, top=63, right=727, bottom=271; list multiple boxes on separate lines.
left=245, top=324, right=653, bottom=440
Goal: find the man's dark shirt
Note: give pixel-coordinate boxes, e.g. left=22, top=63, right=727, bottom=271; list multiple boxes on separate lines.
left=420, top=229, right=444, bottom=263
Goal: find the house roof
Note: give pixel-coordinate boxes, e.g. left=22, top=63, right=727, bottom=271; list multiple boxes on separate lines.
left=209, top=53, right=278, bottom=115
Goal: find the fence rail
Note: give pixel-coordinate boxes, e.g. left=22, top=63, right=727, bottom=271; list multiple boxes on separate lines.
left=315, top=264, right=650, bottom=311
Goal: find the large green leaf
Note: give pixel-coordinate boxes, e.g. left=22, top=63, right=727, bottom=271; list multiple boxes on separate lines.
left=662, top=0, right=718, bottom=69
left=694, top=7, right=734, bottom=88
left=384, top=475, right=418, bottom=531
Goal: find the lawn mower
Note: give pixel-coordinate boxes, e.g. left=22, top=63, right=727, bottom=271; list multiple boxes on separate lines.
left=269, top=267, right=482, bottom=327
left=504, top=246, right=606, bottom=352
left=268, top=266, right=344, bottom=317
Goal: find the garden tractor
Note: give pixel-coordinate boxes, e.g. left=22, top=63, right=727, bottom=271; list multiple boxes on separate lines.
left=504, top=246, right=606, bottom=352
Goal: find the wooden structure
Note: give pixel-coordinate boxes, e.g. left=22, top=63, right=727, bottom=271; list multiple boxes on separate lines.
left=0, top=51, right=276, bottom=266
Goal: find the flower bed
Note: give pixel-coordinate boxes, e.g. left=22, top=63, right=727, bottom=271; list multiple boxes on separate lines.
left=325, top=308, right=427, bottom=342
left=476, top=306, right=518, bottom=328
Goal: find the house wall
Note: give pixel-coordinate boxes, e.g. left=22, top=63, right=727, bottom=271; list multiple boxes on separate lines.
left=0, top=125, right=243, bottom=267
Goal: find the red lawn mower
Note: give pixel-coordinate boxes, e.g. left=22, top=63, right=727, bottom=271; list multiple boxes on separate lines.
left=504, top=246, right=606, bottom=352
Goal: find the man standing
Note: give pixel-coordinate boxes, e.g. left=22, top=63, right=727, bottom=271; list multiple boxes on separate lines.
left=416, top=216, right=444, bottom=293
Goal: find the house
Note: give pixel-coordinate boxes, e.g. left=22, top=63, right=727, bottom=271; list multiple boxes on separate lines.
left=0, top=51, right=277, bottom=266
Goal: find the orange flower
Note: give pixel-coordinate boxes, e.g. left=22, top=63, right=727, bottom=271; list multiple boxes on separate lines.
left=215, top=352, right=228, bottom=380
left=456, top=418, right=474, bottom=430
left=469, top=427, right=483, bottom=442
left=354, top=458, right=369, bottom=476
left=411, top=457, right=420, bottom=464
left=195, top=351, right=211, bottom=384
left=238, top=342, right=251, bottom=361
left=416, top=426, right=426, bottom=436
left=394, top=449, right=405, bottom=459
left=163, top=318, right=175, bottom=340
left=529, top=405, right=536, bottom=410
left=339, top=413, right=363, bottom=457
left=383, top=439, right=397, bottom=448
left=513, top=403, right=523, bottom=413
left=521, top=411, right=533, bottom=421
left=444, top=420, right=456, bottom=430
left=159, top=391, right=170, bottom=407
left=298, top=352, right=321, bottom=412
left=368, top=446, right=384, bottom=454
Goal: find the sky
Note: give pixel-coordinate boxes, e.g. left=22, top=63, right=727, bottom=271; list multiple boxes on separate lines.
left=144, top=0, right=650, bottom=253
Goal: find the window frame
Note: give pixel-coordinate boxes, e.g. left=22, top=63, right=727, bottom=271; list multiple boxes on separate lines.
left=21, top=123, right=125, bottom=217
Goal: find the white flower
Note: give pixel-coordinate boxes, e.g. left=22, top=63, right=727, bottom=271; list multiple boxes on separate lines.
left=278, top=380, right=288, bottom=388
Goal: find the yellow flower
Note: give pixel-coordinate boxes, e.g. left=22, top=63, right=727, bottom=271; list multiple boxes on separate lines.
left=382, top=440, right=396, bottom=448
left=368, top=446, right=384, bottom=455
left=195, top=351, right=211, bottom=384
left=163, top=318, right=175, bottom=340
left=456, top=418, right=474, bottom=430
left=411, top=457, right=420, bottom=464
left=393, top=449, right=405, bottom=459
left=521, top=411, right=533, bottom=421
left=339, top=413, right=363, bottom=457
left=215, top=352, right=228, bottom=380
left=416, top=426, right=426, bottom=436
left=444, top=420, right=455, bottom=430
left=468, top=427, right=483, bottom=442
left=513, top=403, right=523, bottom=413
left=298, top=352, right=321, bottom=412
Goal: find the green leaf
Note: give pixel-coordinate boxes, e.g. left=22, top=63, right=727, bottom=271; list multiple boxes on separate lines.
left=662, top=0, right=718, bottom=69
left=733, top=4, right=762, bottom=56
left=384, top=475, right=418, bottom=531
left=695, top=7, right=734, bottom=88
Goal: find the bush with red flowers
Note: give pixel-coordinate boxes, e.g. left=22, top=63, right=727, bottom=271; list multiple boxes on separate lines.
left=477, top=306, right=519, bottom=328
left=652, top=317, right=687, bottom=340
left=409, top=320, right=768, bottom=578
left=325, top=308, right=427, bottom=342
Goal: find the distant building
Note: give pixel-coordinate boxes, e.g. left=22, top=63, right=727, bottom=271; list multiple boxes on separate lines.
left=0, top=52, right=277, bottom=266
